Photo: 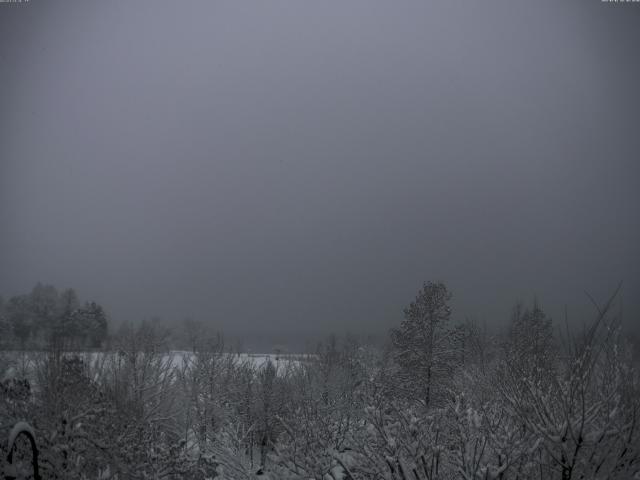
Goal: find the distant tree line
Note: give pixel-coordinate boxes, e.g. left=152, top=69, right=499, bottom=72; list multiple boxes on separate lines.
left=0, top=283, right=108, bottom=351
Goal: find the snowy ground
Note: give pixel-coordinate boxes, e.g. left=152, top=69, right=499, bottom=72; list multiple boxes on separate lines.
left=0, top=350, right=311, bottom=382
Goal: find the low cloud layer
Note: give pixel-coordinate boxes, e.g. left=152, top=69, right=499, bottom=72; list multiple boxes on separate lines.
left=1, top=0, right=639, bottom=336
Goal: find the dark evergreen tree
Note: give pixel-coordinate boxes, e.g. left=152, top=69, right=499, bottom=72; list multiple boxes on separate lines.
left=390, top=281, right=458, bottom=407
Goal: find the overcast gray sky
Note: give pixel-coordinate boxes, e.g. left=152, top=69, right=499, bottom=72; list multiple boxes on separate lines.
left=1, top=0, right=639, bottom=338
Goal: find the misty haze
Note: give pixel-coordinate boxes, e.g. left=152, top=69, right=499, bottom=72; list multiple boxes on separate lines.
left=1, top=1, right=639, bottom=479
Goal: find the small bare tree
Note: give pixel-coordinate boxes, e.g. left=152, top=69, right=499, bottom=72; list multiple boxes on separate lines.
left=499, top=286, right=640, bottom=479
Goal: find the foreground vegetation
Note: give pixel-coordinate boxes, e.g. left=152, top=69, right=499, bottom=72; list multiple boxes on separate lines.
left=1, top=282, right=639, bottom=479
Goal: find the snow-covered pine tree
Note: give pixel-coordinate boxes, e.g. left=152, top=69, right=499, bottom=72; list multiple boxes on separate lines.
left=504, top=299, right=555, bottom=384
left=390, top=281, right=459, bottom=408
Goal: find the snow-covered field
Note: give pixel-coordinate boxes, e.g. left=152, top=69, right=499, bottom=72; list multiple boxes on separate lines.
left=170, top=351, right=310, bottom=370
left=0, top=350, right=311, bottom=383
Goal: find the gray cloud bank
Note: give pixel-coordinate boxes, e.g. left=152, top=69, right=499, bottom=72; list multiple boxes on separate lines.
left=1, top=0, right=639, bottom=338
